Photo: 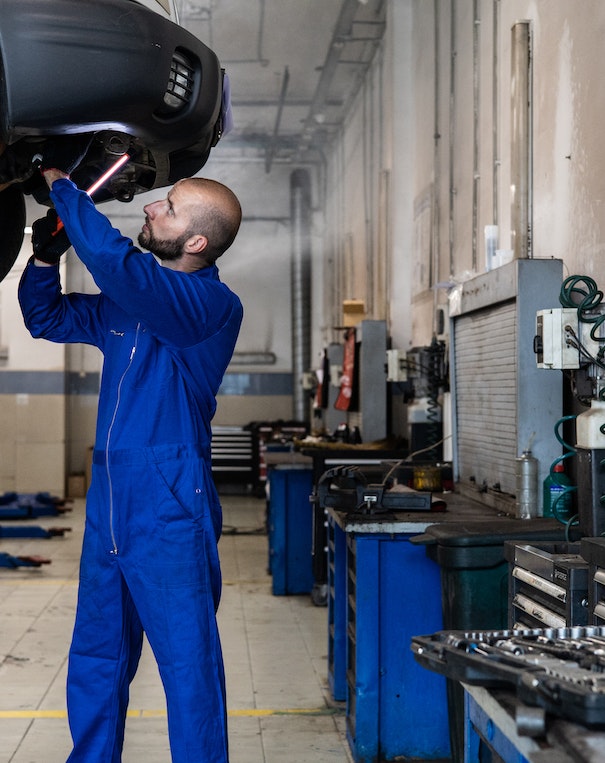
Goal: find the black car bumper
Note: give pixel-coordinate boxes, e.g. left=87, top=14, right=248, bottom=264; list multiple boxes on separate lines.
left=0, top=0, right=223, bottom=154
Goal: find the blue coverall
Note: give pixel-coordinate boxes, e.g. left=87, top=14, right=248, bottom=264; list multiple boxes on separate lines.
left=18, top=179, right=243, bottom=763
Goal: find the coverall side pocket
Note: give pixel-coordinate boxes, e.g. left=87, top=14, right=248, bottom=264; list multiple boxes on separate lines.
left=150, top=456, right=208, bottom=525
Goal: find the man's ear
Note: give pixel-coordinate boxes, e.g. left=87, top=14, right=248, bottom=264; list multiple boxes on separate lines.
left=184, top=234, right=208, bottom=255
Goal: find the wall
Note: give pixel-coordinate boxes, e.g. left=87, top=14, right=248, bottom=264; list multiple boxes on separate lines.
left=320, top=0, right=605, bottom=348
left=411, top=0, right=605, bottom=331
left=313, top=0, right=605, bottom=471
left=0, top=242, right=68, bottom=496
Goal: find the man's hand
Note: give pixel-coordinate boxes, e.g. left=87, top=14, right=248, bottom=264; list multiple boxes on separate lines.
left=32, top=209, right=71, bottom=265
left=39, top=134, right=93, bottom=177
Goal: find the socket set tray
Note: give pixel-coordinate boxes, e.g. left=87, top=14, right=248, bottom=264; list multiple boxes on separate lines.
left=411, top=626, right=605, bottom=727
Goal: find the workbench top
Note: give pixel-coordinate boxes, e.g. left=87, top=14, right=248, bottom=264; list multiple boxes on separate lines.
left=327, top=491, right=566, bottom=536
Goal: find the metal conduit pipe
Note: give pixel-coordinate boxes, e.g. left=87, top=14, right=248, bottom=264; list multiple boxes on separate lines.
left=471, top=0, right=480, bottom=272
left=492, top=0, right=500, bottom=224
left=290, top=168, right=312, bottom=423
left=511, top=20, right=532, bottom=259
left=448, top=0, right=457, bottom=278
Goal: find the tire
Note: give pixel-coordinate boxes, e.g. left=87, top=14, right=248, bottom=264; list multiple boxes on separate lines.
left=0, top=184, right=26, bottom=282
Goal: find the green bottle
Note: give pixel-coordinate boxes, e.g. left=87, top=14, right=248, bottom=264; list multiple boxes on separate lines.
left=542, top=463, right=572, bottom=520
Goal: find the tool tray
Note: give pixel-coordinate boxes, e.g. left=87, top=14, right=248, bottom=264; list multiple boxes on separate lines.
left=412, top=626, right=605, bottom=727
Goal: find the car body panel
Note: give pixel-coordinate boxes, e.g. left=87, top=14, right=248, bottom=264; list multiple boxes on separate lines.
left=0, top=0, right=221, bottom=151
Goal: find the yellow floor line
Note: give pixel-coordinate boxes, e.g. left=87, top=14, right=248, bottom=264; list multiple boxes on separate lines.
left=0, top=579, right=78, bottom=586
left=0, top=579, right=267, bottom=587
left=0, top=707, right=339, bottom=720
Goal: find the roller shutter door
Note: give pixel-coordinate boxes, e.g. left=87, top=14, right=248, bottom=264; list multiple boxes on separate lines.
left=449, top=259, right=566, bottom=513
left=454, top=300, right=517, bottom=495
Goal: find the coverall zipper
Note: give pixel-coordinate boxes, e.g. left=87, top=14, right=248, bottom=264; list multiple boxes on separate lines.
left=105, top=323, right=141, bottom=554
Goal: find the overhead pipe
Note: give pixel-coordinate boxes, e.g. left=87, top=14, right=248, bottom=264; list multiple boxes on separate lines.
left=290, top=169, right=312, bottom=423
left=302, top=0, right=385, bottom=135
left=303, top=0, right=361, bottom=131
left=265, top=66, right=290, bottom=173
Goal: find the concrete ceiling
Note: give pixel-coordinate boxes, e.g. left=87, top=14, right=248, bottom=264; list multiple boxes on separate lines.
left=175, top=0, right=386, bottom=169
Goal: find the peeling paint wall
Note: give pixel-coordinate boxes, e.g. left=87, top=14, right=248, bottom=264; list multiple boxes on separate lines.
left=323, top=0, right=605, bottom=351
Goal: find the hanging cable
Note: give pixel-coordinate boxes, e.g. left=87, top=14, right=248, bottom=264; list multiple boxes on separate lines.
left=559, top=275, right=605, bottom=533
left=560, top=275, right=605, bottom=345
left=425, top=337, right=446, bottom=461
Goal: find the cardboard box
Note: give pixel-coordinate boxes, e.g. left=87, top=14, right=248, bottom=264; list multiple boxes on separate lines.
left=343, top=299, right=366, bottom=327
left=67, top=473, right=86, bottom=499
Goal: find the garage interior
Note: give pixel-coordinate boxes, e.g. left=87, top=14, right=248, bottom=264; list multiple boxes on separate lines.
left=3, top=1, right=605, bottom=761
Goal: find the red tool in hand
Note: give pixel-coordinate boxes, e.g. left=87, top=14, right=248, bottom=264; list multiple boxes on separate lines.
left=51, top=153, right=130, bottom=236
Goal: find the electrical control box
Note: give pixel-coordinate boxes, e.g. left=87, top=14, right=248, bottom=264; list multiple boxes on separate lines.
left=386, top=349, right=407, bottom=382
left=535, top=308, right=582, bottom=369
left=536, top=306, right=605, bottom=370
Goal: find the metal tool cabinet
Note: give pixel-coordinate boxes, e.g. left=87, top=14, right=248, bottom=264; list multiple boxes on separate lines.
left=327, top=509, right=450, bottom=762
left=267, top=465, right=314, bottom=595
left=581, top=537, right=605, bottom=624
left=211, top=426, right=257, bottom=490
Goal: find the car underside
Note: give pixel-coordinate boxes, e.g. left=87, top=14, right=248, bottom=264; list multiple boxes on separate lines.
left=0, top=0, right=226, bottom=280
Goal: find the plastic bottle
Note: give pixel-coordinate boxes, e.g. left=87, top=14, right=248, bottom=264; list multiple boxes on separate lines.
left=515, top=449, right=538, bottom=519
left=542, top=462, right=572, bottom=520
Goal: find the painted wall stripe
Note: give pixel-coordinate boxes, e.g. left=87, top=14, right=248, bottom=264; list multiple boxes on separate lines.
left=0, top=371, right=293, bottom=396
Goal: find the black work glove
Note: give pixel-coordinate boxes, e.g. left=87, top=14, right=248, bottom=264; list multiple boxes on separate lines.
left=32, top=209, right=71, bottom=264
left=38, top=134, right=93, bottom=176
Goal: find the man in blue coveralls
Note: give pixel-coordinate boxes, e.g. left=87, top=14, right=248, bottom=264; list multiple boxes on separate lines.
left=18, top=148, right=243, bottom=763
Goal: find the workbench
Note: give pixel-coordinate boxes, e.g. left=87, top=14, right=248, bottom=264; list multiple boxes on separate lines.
left=327, top=495, right=567, bottom=763
left=464, top=683, right=605, bottom=762
left=301, top=447, right=407, bottom=605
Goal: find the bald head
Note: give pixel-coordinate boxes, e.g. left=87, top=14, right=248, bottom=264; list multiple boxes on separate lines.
left=179, top=178, right=242, bottom=264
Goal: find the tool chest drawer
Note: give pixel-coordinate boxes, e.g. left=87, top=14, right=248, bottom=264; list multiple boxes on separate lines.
left=580, top=537, right=605, bottom=624
left=211, top=426, right=256, bottom=488
left=504, top=541, right=589, bottom=629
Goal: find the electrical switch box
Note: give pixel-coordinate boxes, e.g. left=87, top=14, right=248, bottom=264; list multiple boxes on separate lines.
left=386, top=349, right=407, bottom=382
left=535, top=308, right=581, bottom=369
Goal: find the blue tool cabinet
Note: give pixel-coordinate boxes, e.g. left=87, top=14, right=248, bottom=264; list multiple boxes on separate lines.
left=327, top=510, right=450, bottom=762
left=267, top=466, right=314, bottom=595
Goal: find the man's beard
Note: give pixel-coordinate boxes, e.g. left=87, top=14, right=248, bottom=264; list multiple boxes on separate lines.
left=138, top=227, right=189, bottom=261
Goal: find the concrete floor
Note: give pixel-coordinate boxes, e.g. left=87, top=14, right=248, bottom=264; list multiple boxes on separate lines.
left=0, top=494, right=352, bottom=763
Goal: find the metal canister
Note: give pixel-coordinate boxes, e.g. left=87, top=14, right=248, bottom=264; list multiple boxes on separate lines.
left=515, top=449, right=538, bottom=519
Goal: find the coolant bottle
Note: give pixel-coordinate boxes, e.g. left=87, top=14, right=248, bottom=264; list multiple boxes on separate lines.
left=542, top=462, right=572, bottom=520
left=515, top=449, right=538, bottom=519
